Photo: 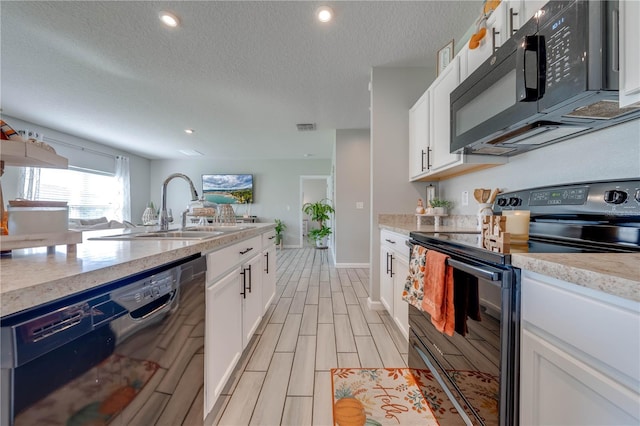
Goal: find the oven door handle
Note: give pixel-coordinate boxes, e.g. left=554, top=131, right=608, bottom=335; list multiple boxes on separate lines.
left=406, top=240, right=502, bottom=281
left=447, top=258, right=501, bottom=281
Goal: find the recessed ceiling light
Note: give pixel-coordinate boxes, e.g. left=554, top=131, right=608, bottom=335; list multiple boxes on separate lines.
left=316, top=6, right=334, bottom=23
left=179, top=149, right=204, bottom=157
left=304, top=153, right=314, bottom=158
left=160, top=11, right=180, bottom=28
left=184, top=128, right=194, bottom=134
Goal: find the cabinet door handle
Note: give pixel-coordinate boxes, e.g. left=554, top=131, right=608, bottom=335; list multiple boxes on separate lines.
left=386, top=252, right=391, bottom=275
left=240, top=247, right=254, bottom=255
left=611, top=8, right=619, bottom=72
left=264, top=252, right=269, bottom=274
left=509, top=8, right=519, bottom=36
left=268, top=235, right=276, bottom=240
left=246, top=265, right=253, bottom=292
left=426, top=148, right=432, bottom=170
left=240, top=269, right=247, bottom=299
left=421, top=149, right=426, bottom=172
left=492, top=27, right=500, bottom=52
left=390, top=254, right=395, bottom=277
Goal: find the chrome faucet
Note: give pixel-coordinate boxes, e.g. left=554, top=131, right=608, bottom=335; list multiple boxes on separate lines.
left=160, top=173, right=199, bottom=231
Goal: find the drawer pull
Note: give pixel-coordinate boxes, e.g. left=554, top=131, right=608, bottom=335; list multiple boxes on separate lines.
left=240, top=247, right=254, bottom=255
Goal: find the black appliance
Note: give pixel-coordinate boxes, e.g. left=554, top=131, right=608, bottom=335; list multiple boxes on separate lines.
left=450, top=0, right=640, bottom=157
left=408, top=178, right=640, bottom=426
left=0, top=255, right=206, bottom=426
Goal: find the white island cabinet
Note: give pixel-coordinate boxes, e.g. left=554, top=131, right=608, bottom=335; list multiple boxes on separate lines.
left=520, top=270, right=640, bottom=425
left=204, top=231, right=274, bottom=418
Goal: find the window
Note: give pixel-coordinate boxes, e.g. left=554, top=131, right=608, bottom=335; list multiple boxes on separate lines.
left=22, top=167, right=118, bottom=219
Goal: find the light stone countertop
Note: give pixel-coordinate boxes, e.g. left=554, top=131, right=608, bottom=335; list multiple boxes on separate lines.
left=0, top=224, right=275, bottom=317
left=378, top=215, right=640, bottom=303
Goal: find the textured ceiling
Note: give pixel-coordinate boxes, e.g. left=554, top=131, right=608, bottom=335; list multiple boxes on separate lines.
left=1, top=1, right=480, bottom=160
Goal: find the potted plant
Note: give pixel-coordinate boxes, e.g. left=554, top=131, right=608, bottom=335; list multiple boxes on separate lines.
left=302, top=198, right=335, bottom=246
left=429, top=198, right=453, bottom=215
left=274, top=219, right=286, bottom=247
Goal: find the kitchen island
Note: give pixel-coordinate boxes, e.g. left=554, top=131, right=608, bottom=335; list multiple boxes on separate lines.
left=0, top=224, right=275, bottom=317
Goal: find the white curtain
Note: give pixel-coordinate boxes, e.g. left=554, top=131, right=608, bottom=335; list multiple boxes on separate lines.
left=114, top=156, right=131, bottom=222
left=17, top=167, right=41, bottom=199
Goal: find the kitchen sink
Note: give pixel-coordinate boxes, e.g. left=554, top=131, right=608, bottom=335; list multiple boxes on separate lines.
left=90, top=230, right=225, bottom=241
left=183, top=225, right=252, bottom=233
left=134, top=230, right=225, bottom=239
left=90, top=225, right=254, bottom=241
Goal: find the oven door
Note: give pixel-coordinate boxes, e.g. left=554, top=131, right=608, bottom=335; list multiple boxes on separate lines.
left=407, top=243, right=519, bottom=426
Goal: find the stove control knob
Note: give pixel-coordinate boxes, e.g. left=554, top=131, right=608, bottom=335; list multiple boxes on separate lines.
left=635, top=189, right=640, bottom=203
left=497, top=198, right=508, bottom=207
left=604, top=190, right=628, bottom=205
left=508, top=197, right=522, bottom=206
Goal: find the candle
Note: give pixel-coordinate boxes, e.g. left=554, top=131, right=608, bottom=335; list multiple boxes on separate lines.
left=502, top=210, right=530, bottom=243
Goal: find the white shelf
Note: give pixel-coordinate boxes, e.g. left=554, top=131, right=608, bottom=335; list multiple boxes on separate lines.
left=415, top=213, right=448, bottom=226
left=1, top=140, right=68, bottom=168
left=0, top=230, right=82, bottom=254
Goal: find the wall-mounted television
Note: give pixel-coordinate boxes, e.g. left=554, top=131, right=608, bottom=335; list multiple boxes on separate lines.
left=202, top=174, right=253, bottom=204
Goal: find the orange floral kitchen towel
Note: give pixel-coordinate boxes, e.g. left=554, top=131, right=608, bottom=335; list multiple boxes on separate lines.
left=421, top=250, right=455, bottom=336
left=403, top=245, right=427, bottom=310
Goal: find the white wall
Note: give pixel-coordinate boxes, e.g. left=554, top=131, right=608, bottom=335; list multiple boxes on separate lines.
left=150, top=158, right=331, bottom=247
left=369, top=67, right=436, bottom=303
left=335, top=129, right=370, bottom=266
left=1, top=116, right=151, bottom=220
left=440, top=120, right=640, bottom=215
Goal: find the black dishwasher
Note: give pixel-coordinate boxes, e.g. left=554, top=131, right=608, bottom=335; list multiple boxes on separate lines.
left=1, top=254, right=206, bottom=426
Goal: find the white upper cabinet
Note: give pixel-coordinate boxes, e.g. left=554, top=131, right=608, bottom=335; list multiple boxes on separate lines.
left=409, top=54, right=505, bottom=182
left=409, top=91, right=430, bottom=180
left=620, top=0, right=640, bottom=107
left=429, top=56, right=462, bottom=172
left=507, top=0, right=548, bottom=35
left=464, top=1, right=510, bottom=78
left=461, top=1, right=547, bottom=83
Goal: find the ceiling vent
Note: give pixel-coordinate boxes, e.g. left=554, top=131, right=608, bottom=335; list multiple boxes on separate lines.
left=296, top=123, right=316, bottom=132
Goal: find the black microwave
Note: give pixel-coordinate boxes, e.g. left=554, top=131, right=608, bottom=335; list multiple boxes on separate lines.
left=450, top=0, right=639, bottom=156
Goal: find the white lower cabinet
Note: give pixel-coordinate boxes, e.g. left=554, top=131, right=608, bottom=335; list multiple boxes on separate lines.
left=203, top=230, right=276, bottom=418
left=241, top=252, right=263, bottom=348
left=392, top=255, right=409, bottom=340
left=262, top=231, right=277, bottom=313
left=205, top=267, right=242, bottom=416
left=520, top=270, right=640, bottom=425
left=379, top=247, right=394, bottom=313
left=379, top=229, right=410, bottom=340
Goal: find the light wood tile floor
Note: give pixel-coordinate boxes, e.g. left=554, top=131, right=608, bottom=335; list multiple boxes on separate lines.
left=211, top=247, right=408, bottom=426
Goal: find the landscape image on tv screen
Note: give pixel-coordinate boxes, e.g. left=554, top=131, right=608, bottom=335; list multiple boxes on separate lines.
left=202, top=174, right=253, bottom=204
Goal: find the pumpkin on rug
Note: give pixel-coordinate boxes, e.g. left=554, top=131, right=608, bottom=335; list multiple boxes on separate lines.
left=14, top=353, right=159, bottom=426
left=331, top=368, right=440, bottom=426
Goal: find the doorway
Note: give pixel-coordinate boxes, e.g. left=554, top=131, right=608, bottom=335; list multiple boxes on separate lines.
left=300, top=175, right=331, bottom=248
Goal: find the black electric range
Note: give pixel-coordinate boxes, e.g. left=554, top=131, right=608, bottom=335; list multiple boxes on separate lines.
left=406, top=178, right=639, bottom=426
left=411, top=178, right=640, bottom=264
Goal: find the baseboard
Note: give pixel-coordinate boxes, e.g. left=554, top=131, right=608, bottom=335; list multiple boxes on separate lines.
left=334, top=262, right=370, bottom=269
left=367, top=297, right=385, bottom=311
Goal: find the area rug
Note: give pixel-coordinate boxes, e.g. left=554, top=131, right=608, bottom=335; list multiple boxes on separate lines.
left=331, top=368, right=440, bottom=425
left=15, top=353, right=160, bottom=426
